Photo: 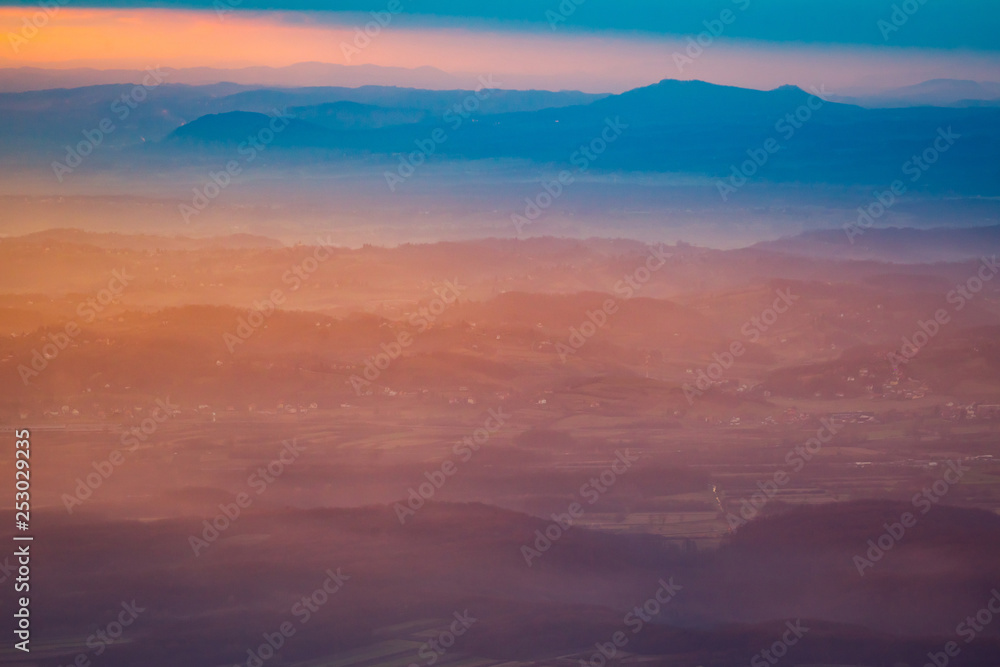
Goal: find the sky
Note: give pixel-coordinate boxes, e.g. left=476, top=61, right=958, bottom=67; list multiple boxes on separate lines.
left=1, top=1, right=998, bottom=93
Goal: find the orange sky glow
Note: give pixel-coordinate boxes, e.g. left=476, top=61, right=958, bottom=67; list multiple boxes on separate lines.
left=2, top=7, right=999, bottom=93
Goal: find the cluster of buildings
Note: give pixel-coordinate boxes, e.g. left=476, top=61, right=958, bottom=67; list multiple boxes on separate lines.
left=940, top=402, right=1000, bottom=420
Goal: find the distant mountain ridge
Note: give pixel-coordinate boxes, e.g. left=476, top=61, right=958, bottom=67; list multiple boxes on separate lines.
left=2, top=76, right=999, bottom=197
left=756, top=225, right=1000, bottom=263
left=0, top=62, right=469, bottom=93
left=830, top=78, right=1000, bottom=108
left=5, top=228, right=284, bottom=251
left=9, top=223, right=998, bottom=263
left=154, top=78, right=1000, bottom=196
